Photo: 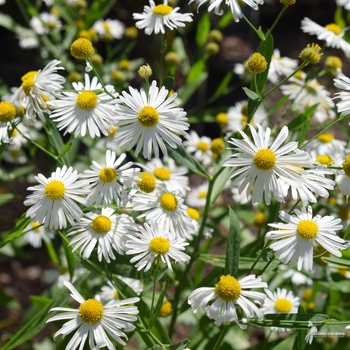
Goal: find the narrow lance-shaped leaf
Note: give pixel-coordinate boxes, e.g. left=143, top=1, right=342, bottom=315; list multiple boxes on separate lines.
left=224, top=207, right=241, bottom=278
left=149, top=279, right=169, bottom=330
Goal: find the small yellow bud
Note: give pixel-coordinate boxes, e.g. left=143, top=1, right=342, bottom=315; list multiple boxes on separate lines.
left=253, top=212, right=267, bottom=227
left=124, top=26, right=138, bottom=39
left=208, top=29, right=223, bottom=43
left=325, top=56, right=342, bottom=75
left=211, top=137, right=225, bottom=155
left=119, top=59, right=130, bottom=71
left=280, top=0, right=296, bottom=6
left=68, top=71, right=83, bottom=84
left=70, top=38, right=94, bottom=60
left=300, top=43, right=323, bottom=65
left=165, top=52, right=181, bottom=66
left=138, top=64, right=153, bottom=79
left=111, top=70, right=126, bottom=83
left=215, top=112, right=228, bottom=126
left=246, top=52, right=267, bottom=74
left=159, top=301, right=173, bottom=317
left=90, top=53, right=103, bottom=66
left=205, top=42, right=220, bottom=55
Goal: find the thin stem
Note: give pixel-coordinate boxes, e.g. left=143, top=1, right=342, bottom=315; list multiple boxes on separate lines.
left=213, top=325, right=230, bottom=350
left=242, top=14, right=265, bottom=41
left=265, top=5, right=288, bottom=37
left=87, top=58, right=116, bottom=99
left=247, top=241, right=270, bottom=276
left=262, top=61, right=308, bottom=99
left=149, top=257, right=160, bottom=331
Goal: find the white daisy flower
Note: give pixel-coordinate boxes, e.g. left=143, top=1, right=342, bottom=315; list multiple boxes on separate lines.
left=23, top=221, right=54, bottom=248
left=115, top=80, right=189, bottom=160
left=124, top=220, right=190, bottom=272
left=304, top=132, right=346, bottom=160
left=49, top=74, right=118, bottom=138
left=11, top=60, right=65, bottom=123
left=132, top=188, right=195, bottom=238
left=186, top=182, right=209, bottom=208
left=267, top=206, right=346, bottom=272
left=67, top=208, right=133, bottom=263
left=17, top=31, right=39, bottom=49
left=140, top=156, right=190, bottom=196
left=82, top=150, right=140, bottom=207
left=337, top=154, right=350, bottom=196
left=281, top=72, right=335, bottom=123
left=261, top=288, right=299, bottom=315
left=24, top=166, right=89, bottom=230
left=30, top=12, right=62, bottom=35
left=337, top=0, right=350, bottom=11
left=183, top=130, right=213, bottom=167
left=188, top=274, right=267, bottom=328
left=334, top=74, right=350, bottom=117
left=191, top=0, right=264, bottom=22
left=98, top=277, right=143, bottom=303
left=0, top=101, right=17, bottom=144
left=46, top=281, right=139, bottom=348
left=223, top=124, right=313, bottom=205
left=301, top=17, right=350, bottom=57
left=133, top=0, right=193, bottom=35
left=268, top=49, right=298, bottom=84
left=281, top=267, right=313, bottom=286
left=93, top=18, right=125, bottom=40
left=185, top=207, right=214, bottom=240
left=225, top=100, right=267, bottom=135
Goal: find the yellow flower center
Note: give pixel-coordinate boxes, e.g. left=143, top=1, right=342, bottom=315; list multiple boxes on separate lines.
left=254, top=149, right=276, bottom=170
left=159, top=301, right=173, bottom=317
left=30, top=221, right=41, bottom=232
left=197, top=140, right=210, bottom=152
left=153, top=167, right=171, bottom=181
left=149, top=236, right=171, bottom=254
left=21, top=76, right=36, bottom=96
left=325, top=56, right=343, bottom=70
left=216, top=112, right=228, bottom=126
left=44, top=180, right=65, bottom=200
left=215, top=275, right=241, bottom=301
left=211, top=138, right=225, bottom=155
left=137, top=106, right=159, bottom=127
left=297, top=220, right=318, bottom=239
left=137, top=172, right=157, bottom=193
left=198, top=190, right=207, bottom=199
left=246, top=52, right=267, bottom=74
left=342, top=154, right=350, bottom=178
left=112, top=290, right=119, bottom=299
left=79, top=299, right=104, bottom=324
left=119, top=59, right=130, bottom=70
left=102, top=22, right=111, bottom=31
left=274, top=298, right=292, bottom=313
left=160, top=192, right=178, bottom=211
left=187, top=207, right=200, bottom=220
left=76, top=91, right=98, bottom=110
left=70, top=38, right=94, bottom=60
left=152, top=4, right=173, bottom=15
left=302, top=288, right=312, bottom=301
left=325, top=23, right=342, bottom=35
left=107, top=125, right=118, bottom=137
left=338, top=205, right=350, bottom=221
left=253, top=212, right=266, bottom=227
left=300, top=43, right=323, bottom=65
left=11, top=129, right=18, bottom=137
left=99, top=167, right=117, bottom=183
left=90, top=215, right=112, bottom=234
left=0, top=102, right=16, bottom=123
left=316, top=155, right=334, bottom=166
left=317, top=133, right=334, bottom=143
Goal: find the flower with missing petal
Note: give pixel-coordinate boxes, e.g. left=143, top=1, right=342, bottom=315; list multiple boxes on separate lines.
left=46, top=281, right=139, bottom=349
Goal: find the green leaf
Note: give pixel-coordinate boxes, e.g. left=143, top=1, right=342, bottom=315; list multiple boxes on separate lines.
left=209, top=167, right=233, bottom=207
left=0, top=213, right=31, bottom=249
left=271, top=333, right=296, bottom=350
left=177, top=72, right=208, bottom=105
left=57, top=142, right=72, bottom=160
left=256, top=33, right=274, bottom=94
left=269, top=95, right=290, bottom=115
left=343, top=223, right=350, bottom=239
left=321, top=256, right=350, bottom=267
left=187, top=57, right=208, bottom=83
left=61, top=233, right=76, bottom=278
left=214, top=72, right=233, bottom=98
left=166, top=339, right=191, bottom=349
left=224, top=208, right=241, bottom=277
left=86, top=0, right=117, bottom=27
left=29, top=296, right=52, bottom=308
left=298, top=116, right=311, bottom=148
left=166, top=144, right=209, bottom=178
left=0, top=193, right=14, bottom=206
left=242, top=87, right=259, bottom=100
left=218, top=12, right=233, bottom=28
left=163, top=72, right=174, bottom=92
left=149, top=279, right=169, bottom=330
left=196, top=13, right=211, bottom=47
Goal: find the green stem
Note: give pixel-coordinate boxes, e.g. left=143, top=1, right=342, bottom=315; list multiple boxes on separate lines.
left=87, top=58, right=116, bottom=99
left=168, top=170, right=220, bottom=336
left=213, top=325, right=230, bottom=350
left=242, top=14, right=265, bottom=41
left=265, top=5, right=288, bottom=37
left=262, top=61, right=308, bottom=99
left=300, top=117, right=345, bottom=149
left=247, top=241, right=270, bottom=275
left=14, top=125, right=61, bottom=164
left=149, top=257, right=160, bottom=331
